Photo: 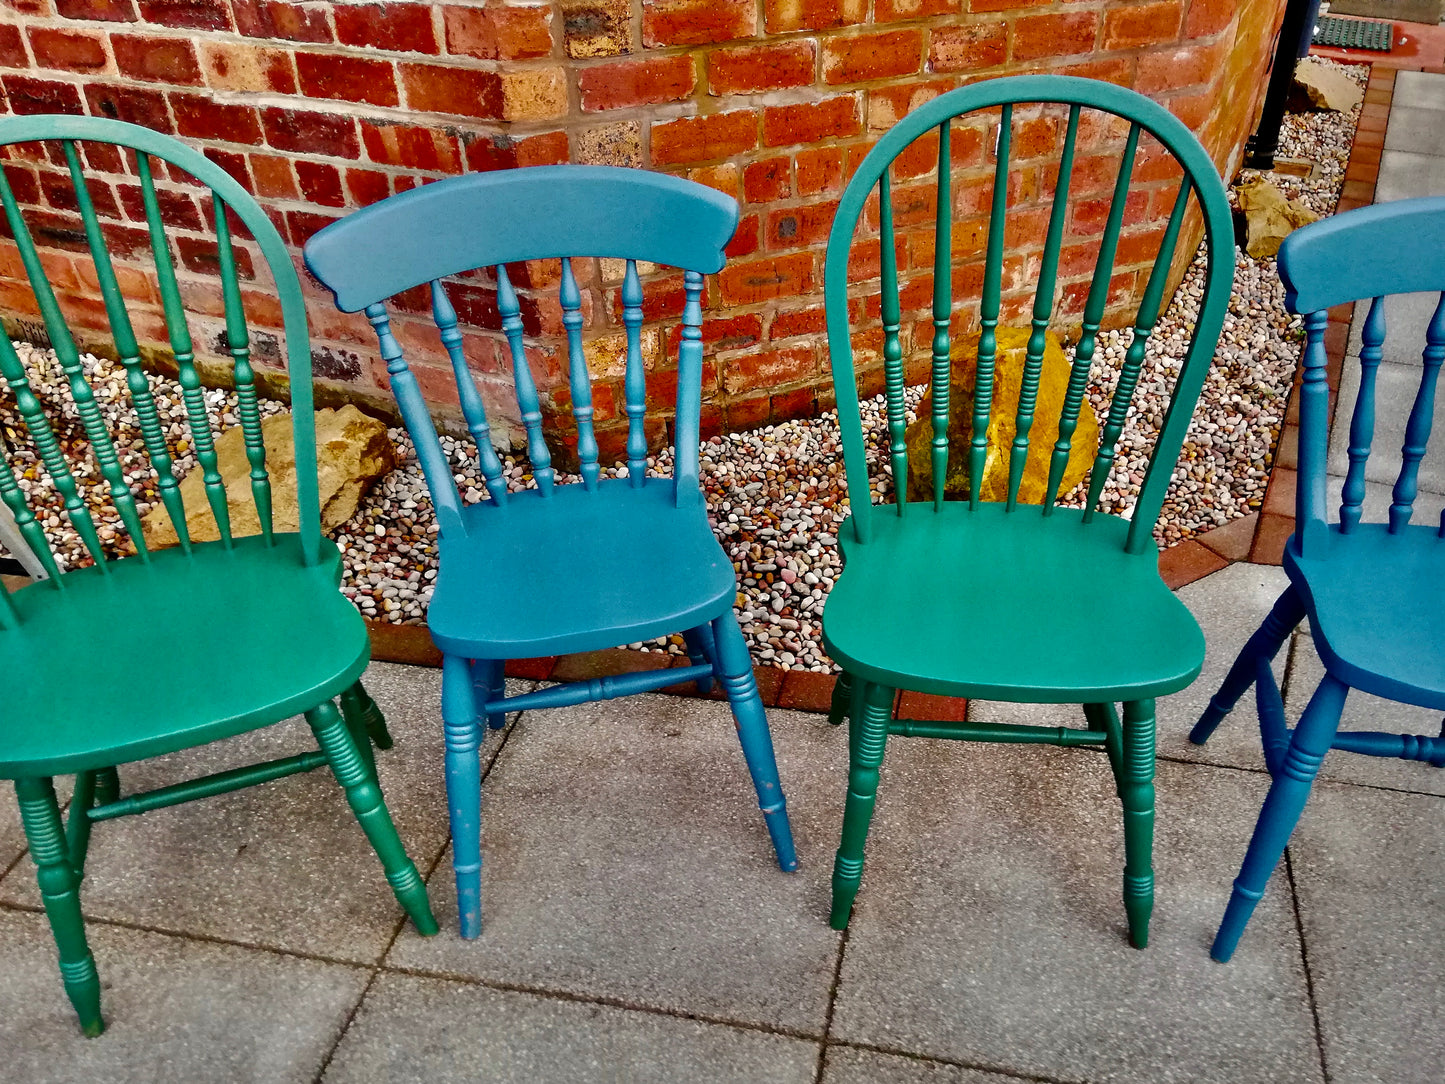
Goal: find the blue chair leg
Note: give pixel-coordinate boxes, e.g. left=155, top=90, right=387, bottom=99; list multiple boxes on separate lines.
left=681, top=626, right=715, bottom=694
left=1191, top=586, right=1306, bottom=745
left=1212, top=673, right=1349, bottom=963
left=471, top=658, right=508, bottom=730
left=711, top=610, right=798, bottom=873
left=443, top=653, right=484, bottom=938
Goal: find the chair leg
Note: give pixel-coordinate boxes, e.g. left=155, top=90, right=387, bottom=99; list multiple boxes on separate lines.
left=443, top=653, right=484, bottom=938
left=1117, top=699, right=1156, bottom=949
left=681, top=626, right=715, bottom=694
left=471, top=659, right=508, bottom=730
left=15, top=776, right=104, bottom=1036
left=830, top=679, right=893, bottom=930
left=343, top=680, right=394, bottom=750
left=64, top=771, right=98, bottom=880
left=711, top=610, right=798, bottom=873
left=338, top=686, right=379, bottom=780
left=828, top=669, right=854, bottom=727
left=305, top=700, right=438, bottom=937
left=1213, top=674, right=1349, bottom=963
left=1191, top=586, right=1305, bottom=745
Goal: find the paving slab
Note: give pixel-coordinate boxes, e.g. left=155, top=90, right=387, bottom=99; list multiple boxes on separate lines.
left=828, top=745, right=1321, bottom=1083
left=1288, top=781, right=1445, bottom=1084
left=1321, top=475, right=1445, bottom=525
left=0, top=663, right=517, bottom=964
left=1374, top=150, right=1445, bottom=201
left=1327, top=357, right=1445, bottom=494
left=0, top=908, right=367, bottom=1082
left=385, top=695, right=844, bottom=1035
left=822, top=1047, right=1025, bottom=1084
left=1390, top=70, right=1445, bottom=112
left=1284, top=632, right=1445, bottom=796
left=322, top=971, right=819, bottom=1084
left=1382, top=104, right=1445, bottom=157
left=1344, top=291, right=1444, bottom=368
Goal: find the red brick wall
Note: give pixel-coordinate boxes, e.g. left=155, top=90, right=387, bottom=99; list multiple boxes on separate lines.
left=0, top=1, right=1284, bottom=447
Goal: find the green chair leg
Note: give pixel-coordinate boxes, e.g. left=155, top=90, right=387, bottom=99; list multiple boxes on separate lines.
left=828, top=669, right=854, bottom=726
left=338, top=685, right=380, bottom=779
left=830, top=680, right=893, bottom=930
left=342, top=680, right=394, bottom=750
left=305, top=700, right=439, bottom=937
left=64, top=770, right=98, bottom=880
left=1117, top=698, right=1156, bottom=949
left=16, top=776, right=104, bottom=1037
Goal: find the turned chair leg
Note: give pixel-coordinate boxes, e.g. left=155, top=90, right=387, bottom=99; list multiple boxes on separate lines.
left=338, top=685, right=380, bottom=779
left=343, top=680, right=394, bottom=750
left=681, top=625, right=715, bottom=694
left=1191, top=587, right=1305, bottom=745
left=471, top=658, right=508, bottom=730
left=830, top=679, right=893, bottom=930
left=1118, top=699, right=1157, bottom=949
left=828, top=669, right=854, bottom=727
left=1213, top=675, right=1349, bottom=963
left=16, top=776, right=104, bottom=1036
left=711, top=610, right=798, bottom=872
left=442, top=653, right=484, bottom=938
left=306, top=700, right=438, bottom=937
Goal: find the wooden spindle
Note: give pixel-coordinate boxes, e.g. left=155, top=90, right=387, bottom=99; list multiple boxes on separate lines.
left=66, top=140, right=190, bottom=552
left=675, top=270, right=705, bottom=505
left=213, top=194, right=272, bottom=543
left=431, top=280, right=507, bottom=506
left=930, top=121, right=953, bottom=510
left=560, top=257, right=599, bottom=490
left=622, top=259, right=647, bottom=487
left=496, top=263, right=554, bottom=496
left=365, top=301, right=465, bottom=537
left=1341, top=295, right=1385, bottom=532
left=1296, top=311, right=1331, bottom=553
left=1388, top=291, right=1445, bottom=532
left=973, top=105, right=1012, bottom=509
left=1009, top=105, right=1079, bottom=512
left=1085, top=178, right=1192, bottom=522
left=1045, top=122, right=1141, bottom=513
left=0, top=421, right=63, bottom=583
left=878, top=170, right=907, bottom=515
left=137, top=151, right=231, bottom=545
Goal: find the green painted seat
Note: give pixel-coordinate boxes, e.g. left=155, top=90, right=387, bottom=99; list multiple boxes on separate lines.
left=0, top=115, right=436, bottom=1037
left=821, top=76, right=1235, bottom=947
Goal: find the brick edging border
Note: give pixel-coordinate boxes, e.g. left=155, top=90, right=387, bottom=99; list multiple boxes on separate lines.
left=367, top=60, right=1397, bottom=716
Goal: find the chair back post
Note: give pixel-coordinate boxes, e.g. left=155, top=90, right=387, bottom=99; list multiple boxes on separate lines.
left=1278, top=196, right=1445, bottom=555
left=824, top=75, right=1235, bottom=554
left=304, top=166, right=738, bottom=519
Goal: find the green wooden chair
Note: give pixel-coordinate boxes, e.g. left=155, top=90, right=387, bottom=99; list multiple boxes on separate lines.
left=0, top=115, right=437, bottom=1037
left=821, top=76, right=1235, bottom=947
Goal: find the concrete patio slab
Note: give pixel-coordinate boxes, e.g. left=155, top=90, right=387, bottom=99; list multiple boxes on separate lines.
left=1374, top=150, right=1445, bottom=201
left=322, top=971, right=820, bottom=1084
left=1390, top=70, right=1445, bottom=112
left=0, top=909, right=367, bottom=1082
left=1344, top=290, right=1443, bottom=368
left=828, top=746, right=1321, bottom=1083
left=822, top=1046, right=1025, bottom=1084
left=1382, top=104, right=1445, bottom=157
left=0, top=663, right=517, bottom=965
left=385, top=696, right=845, bottom=1035
left=1327, top=357, right=1445, bottom=493
left=1288, top=780, right=1445, bottom=1084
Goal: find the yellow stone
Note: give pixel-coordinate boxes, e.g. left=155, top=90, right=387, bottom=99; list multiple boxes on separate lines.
left=141, top=404, right=396, bottom=550
left=904, top=327, right=1100, bottom=505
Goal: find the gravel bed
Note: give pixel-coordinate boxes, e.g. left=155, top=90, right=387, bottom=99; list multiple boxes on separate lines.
left=1, top=67, right=1364, bottom=674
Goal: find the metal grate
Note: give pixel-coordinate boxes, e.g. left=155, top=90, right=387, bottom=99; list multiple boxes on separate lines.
left=1313, top=15, right=1395, bottom=51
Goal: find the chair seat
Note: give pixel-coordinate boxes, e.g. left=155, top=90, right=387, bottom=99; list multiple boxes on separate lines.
left=426, top=478, right=738, bottom=658
left=1285, top=523, right=1445, bottom=710
left=0, top=535, right=369, bottom=777
left=822, top=503, right=1205, bottom=703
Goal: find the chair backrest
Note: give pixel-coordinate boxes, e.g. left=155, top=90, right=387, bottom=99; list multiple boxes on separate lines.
left=0, top=114, right=320, bottom=630
left=1277, top=196, right=1445, bottom=557
left=824, top=75, right=1235, bottom=555
left=303, top=165, right=738, bottom=540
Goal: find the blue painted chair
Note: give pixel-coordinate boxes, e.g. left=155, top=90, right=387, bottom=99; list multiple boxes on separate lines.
left=1192, top=196, right=1445, bottom=962
left=304, top=166, right=798, bottom=938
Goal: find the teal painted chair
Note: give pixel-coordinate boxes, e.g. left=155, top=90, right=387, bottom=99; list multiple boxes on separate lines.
left=821, top=76, right=1235, bottom=946
left=1192, top=197, right=1445, bottom=961
left=0, top=116, right=437, bottom=1036
left=304, top=166, right=797, bottom=939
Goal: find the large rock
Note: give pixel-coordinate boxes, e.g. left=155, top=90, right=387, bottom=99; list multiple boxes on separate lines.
left=904, top=326, right=1099, bottom=505
left=141, top=404, right=396, bottom=550
left=1288, top=58, right=1364, bottom=114
left=1235, top=177, right=1319, bottom=260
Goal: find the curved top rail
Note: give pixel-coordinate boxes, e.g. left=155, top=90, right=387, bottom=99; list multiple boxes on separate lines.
left=303, top=165, right=740, bottom=312
left=1278, top=195, right=1445, bottom=313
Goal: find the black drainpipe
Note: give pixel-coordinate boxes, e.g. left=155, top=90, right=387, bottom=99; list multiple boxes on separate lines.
left=1244, top=0, right=1323, bottom=170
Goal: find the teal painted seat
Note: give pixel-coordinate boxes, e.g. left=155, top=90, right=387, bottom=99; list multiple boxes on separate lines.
left=1192, top=197, right=1445, bottom=962
left=304, top=165, right=797, bottom=939
left=821, top=76, right=1235, bottom=947
left=0, top=115, right=437, bottom=1037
